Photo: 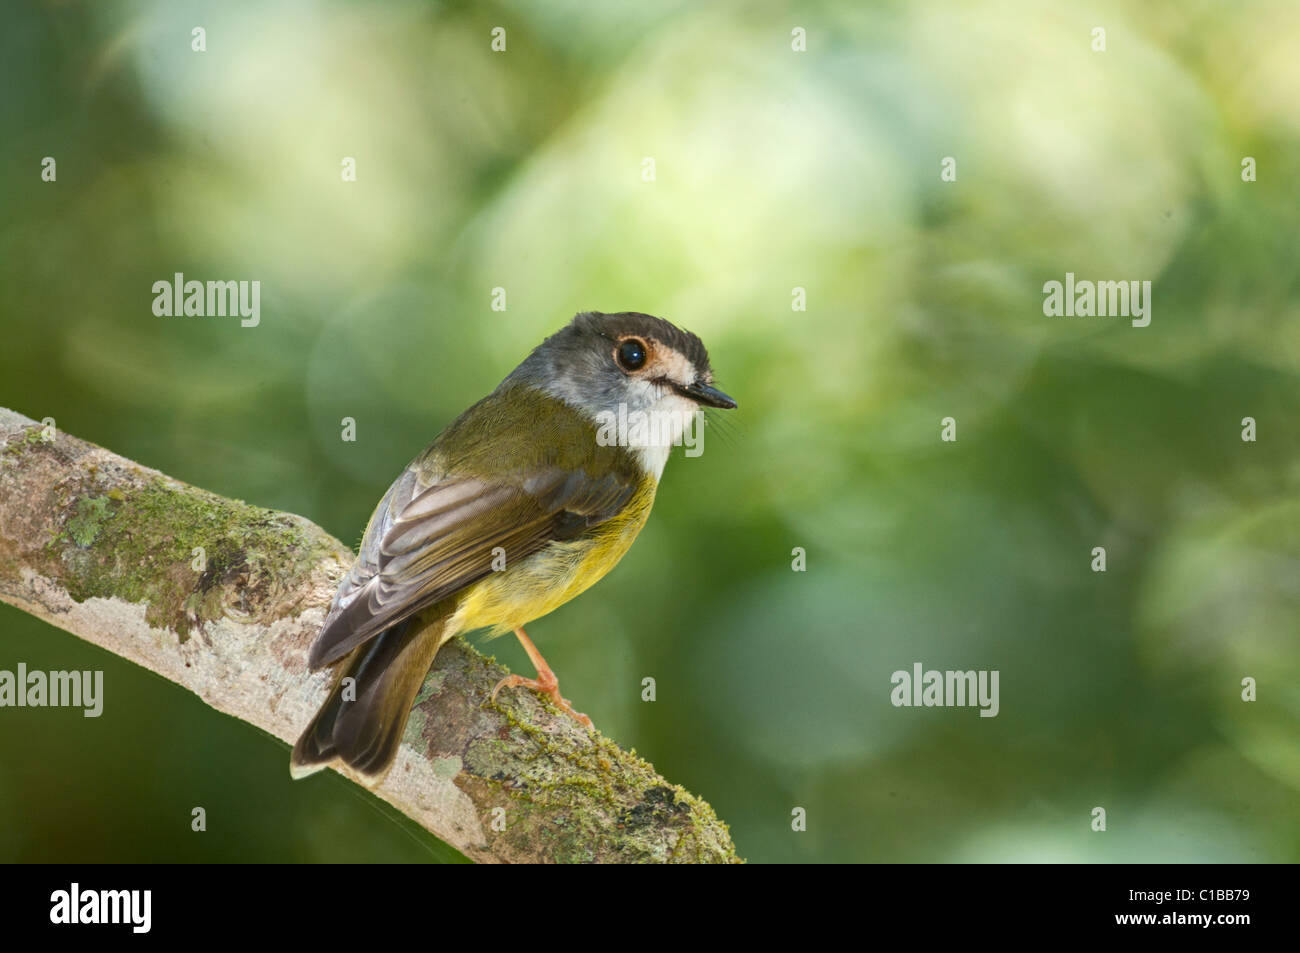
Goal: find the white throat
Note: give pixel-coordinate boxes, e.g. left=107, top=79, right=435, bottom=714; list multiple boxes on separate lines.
left=589, top=383, right=703, bottom=481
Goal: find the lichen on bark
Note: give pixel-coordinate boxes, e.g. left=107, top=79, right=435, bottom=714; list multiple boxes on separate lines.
left=5, top=421, right=342, bottom=641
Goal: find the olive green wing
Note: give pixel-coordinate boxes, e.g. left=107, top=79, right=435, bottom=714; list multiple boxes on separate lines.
left=307, top=461, right=636, bottom=669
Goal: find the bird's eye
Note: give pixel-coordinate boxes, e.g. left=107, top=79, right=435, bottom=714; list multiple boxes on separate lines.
left=616, top=338, right=647, bottom=371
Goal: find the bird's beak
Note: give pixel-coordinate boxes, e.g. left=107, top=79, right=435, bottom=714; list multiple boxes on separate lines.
left=673, top=380, right=737, bottom=409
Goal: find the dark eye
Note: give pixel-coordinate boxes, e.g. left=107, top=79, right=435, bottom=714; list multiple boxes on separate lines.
left=616, top=338, right=647, bottom=371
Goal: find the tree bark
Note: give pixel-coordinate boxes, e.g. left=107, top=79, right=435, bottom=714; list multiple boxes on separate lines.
left=0, top=407, right=739, bottom=864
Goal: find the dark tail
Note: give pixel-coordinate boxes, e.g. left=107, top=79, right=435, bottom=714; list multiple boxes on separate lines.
left=291, top=614, right=446, bottom=783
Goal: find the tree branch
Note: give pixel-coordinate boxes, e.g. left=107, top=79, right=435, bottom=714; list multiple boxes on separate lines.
left=0, top=408, right=739, bottom=864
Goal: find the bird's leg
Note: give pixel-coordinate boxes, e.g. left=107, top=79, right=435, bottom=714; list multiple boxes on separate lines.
left=491, top=627, right=593, bottom=728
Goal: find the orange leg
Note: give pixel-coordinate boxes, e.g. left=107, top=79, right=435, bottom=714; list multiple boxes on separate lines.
left=491, top=627, right=593, bottom=729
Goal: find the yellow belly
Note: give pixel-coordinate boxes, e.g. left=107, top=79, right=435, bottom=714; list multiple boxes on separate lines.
left=445, top=476, right=658, bottom=639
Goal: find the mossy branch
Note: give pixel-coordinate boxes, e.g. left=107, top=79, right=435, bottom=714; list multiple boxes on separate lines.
left=0, top=408, right=739, bottom=864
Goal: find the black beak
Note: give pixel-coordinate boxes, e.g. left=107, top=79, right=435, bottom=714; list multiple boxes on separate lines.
left=673, top=380, right=737, bottom=409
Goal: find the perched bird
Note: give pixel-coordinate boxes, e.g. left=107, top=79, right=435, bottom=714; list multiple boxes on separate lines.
left=291, top=310, right=736, bottom=782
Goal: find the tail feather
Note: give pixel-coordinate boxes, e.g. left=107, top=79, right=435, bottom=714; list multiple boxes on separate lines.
left=291, top=615, right=446, bottom=783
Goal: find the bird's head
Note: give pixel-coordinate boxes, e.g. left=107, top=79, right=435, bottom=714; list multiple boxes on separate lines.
left=506, top=311, right=736, bottom=474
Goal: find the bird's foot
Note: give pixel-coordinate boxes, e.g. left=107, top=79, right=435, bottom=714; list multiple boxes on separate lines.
left=490, top=626, right=594, bottom=729
left=491, top=672, right=593, bottom=728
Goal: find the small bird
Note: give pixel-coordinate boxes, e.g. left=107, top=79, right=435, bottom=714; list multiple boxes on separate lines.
left=291, top=310, right=735, bottom=782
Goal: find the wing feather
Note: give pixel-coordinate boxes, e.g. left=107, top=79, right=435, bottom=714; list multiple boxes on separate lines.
left=307, top=463, right=636, bottom=669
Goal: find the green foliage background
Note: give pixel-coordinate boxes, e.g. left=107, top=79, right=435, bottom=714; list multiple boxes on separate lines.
left=2, top=0, right=1298, bottom=862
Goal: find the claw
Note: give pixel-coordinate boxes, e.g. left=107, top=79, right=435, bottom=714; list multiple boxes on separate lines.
left=490, top=628, right=594, bottom=729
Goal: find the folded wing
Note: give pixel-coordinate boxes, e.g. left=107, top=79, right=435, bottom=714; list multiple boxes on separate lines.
left=307, top=460, right=636, bottom=669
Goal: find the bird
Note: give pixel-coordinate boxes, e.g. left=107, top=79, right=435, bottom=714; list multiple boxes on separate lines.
left=290, top=310, right=736, bottom=783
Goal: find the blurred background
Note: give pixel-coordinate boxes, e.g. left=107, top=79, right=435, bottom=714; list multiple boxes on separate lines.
left=2, top=0, right=1299, bottom=862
